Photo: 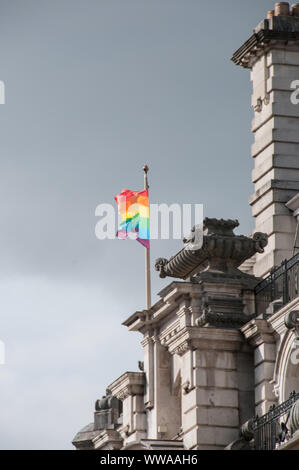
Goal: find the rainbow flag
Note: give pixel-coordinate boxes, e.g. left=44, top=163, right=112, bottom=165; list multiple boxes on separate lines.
left=115, top=188, right=150, bottom=249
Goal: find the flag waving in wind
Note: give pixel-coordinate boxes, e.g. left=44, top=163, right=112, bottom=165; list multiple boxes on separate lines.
left=115, top=188, right=150, bottom=249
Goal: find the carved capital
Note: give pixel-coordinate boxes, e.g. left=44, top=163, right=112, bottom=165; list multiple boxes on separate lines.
left=167, top=326, right=243, bottom=355
left=170, top=340, right=191, bottom=356
left=141, top=336, right=153, bottom=348
left=115, top=387, right=131, bottom=401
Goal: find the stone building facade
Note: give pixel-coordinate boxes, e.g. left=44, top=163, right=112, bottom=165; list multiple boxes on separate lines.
left=73, top=3, right=299, bottom=450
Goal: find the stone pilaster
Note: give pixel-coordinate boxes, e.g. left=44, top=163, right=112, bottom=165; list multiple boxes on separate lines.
left=152, top=336, right=181, bottom=440
left=141, top=334, right=154, bottom=410
left=241, top=319, right=277, bottom=415
left=141, top=330, right=182, bottom=441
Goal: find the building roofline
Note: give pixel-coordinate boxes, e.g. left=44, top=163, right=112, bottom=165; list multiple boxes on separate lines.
left=232, top=29, right=299, bottom=68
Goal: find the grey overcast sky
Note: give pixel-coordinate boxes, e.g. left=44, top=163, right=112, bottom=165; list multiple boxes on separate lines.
left=0, top=0, right=277, bottom=449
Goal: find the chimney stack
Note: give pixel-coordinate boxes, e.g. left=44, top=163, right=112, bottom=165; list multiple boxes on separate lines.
left=291, top=3, right=299, bottom=16
left=274, top=2, right=290, bottom=16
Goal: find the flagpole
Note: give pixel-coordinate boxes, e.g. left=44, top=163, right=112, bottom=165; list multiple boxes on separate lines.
left=143, top=165, right=151, bottom=310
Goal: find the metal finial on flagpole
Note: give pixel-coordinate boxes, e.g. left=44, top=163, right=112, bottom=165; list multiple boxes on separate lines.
left=143, top=165, right=151, bottom=310
left=143, top=165, right=149, bottom=189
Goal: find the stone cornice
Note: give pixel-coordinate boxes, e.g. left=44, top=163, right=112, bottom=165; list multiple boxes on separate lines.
left=93, top=429, right=123, bottom=450
left=232, top=27, right=299, bottom=69
left=123, top=282, right=199, bottom=333
left=108, top=372, right=145, bottom=401
left=241, top=318, right=276, bottom=346
left=159, top=321, right=181, bottom=346
left=165, top=326, right=243, bottom=356
left=123, top=271, right=262, bottom=336
left=72, top=426, right=122, bottom=450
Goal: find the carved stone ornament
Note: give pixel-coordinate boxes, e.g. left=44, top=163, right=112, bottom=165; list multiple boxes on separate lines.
left=225, top=419, right=254, bottom=451
left=154, top=258, right=168, bottom=278
left=155, top=218, right=268, bottom=280
left=171, top=341, right=190, bottom=356
left=241, top=419, right=254, bottom=441
left=285, top=310, right=299, bottom=338
left=195, top=302, right=253, bottom=329
left=94, top=389, right=122, bottom=431
left=95, top=389, right=115, bottom=411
